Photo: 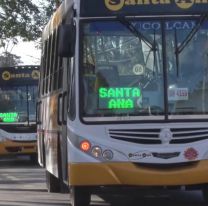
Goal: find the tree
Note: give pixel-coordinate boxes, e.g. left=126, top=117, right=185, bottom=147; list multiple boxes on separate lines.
left=0, top=52, right=22, bottom=67
left=0, top=0, right=41, bottom=42
left=0, top=0, right=60, bottom=65
left=0, top=0, right=61, bottom=42
left=0, top=37, right=22, bottom=66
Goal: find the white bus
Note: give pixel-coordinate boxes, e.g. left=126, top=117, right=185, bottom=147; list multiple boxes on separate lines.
left=0, top=65, right=39, bottom=161
left=37, top=0, right=208, bottom=205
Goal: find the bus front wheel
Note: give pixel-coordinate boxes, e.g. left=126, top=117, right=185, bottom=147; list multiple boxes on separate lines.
left=30, top=154, right=38, bottom=163
left=70, top=186, right=91, bottom=206
left=203, top=187, right=208, bottom=202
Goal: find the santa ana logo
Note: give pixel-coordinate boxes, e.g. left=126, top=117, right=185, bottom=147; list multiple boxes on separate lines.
left=175, top=0, right=194, bottom=9
left=105, top=0, right=124, bottom=11
left=104, top=0, right=208, bottom=11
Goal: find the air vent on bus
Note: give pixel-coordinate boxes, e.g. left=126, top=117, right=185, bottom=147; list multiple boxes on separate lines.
left=109, top=128, right=208, bottom=144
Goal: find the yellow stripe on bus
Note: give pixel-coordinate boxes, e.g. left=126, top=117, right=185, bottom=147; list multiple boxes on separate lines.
left=69, top=161, right=208, bottom=186
left=0, top=140, right=36, bottom=155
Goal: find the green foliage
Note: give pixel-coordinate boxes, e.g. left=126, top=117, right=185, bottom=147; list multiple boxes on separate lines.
left=0, top=0, right=60, bottom=65
left=0, top=0, right=59, bottom=42
left=0, top=0, right=39, bottom=41
left=0, top=52, right=22, bottom=67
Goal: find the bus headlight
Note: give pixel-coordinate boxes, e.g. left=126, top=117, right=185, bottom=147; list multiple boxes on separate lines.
left=91, top=146, right=102, bottom=158
left=70, top=133, right=115, bottom=161
left=103, top=150, right=113, bottom=160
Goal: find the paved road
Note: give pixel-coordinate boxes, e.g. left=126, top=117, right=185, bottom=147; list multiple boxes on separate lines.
left=0, top=156, right=70, bottom=206
left=0, top=157, right=207, bottom=206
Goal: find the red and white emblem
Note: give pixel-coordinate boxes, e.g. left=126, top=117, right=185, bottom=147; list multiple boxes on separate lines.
left=184, top=148, right=198, bottom=161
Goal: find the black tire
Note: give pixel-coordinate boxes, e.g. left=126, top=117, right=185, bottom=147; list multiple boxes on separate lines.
left=60, top=182, right=69, bottom=193
left=30, top=154, right=38, bottom=164
left=202, top=187, right=208, bottom=203
left=70, top=186, right=91, bottom=206
left=46, top=170, right=61, bottom=193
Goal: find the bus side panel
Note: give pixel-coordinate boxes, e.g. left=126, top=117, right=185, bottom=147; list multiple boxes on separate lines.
left=37, top=97, right=45, bottom=167
left=43, top=94, right=60, bottom=178
left=45, top=130, right=59, bottom=177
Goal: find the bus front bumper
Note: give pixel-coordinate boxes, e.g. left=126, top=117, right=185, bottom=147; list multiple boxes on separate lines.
left=69, top=161, right=208, bottom=186
left=0, top=139, right=37, bottom=155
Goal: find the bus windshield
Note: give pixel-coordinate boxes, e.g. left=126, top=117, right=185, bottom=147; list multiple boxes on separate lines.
left=0, top=66, right=39, bottom=123
left=80, top=19, right=208, bottom=121
left=0, top=85, right=38, bottom=123
left=166, top=19, right=208, bottom=117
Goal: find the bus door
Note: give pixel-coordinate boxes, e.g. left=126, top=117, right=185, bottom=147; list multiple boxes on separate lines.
left=57, top=58, right=69, bottom=185
left=37, top=99, right=44, bottom=166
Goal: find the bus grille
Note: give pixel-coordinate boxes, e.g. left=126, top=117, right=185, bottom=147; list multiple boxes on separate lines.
left=109, top=128, right=208, bottom=144
left=0, top=124, right=36, bottom=133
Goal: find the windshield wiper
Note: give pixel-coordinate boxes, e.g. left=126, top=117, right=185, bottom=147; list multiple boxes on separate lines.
left=177, top=15, right=207, bottom=54
left=174, top=14, right=208, bottom=76
left=117, top=16, right=156, bottom=51
left=117, top=16, right=158, bottom=78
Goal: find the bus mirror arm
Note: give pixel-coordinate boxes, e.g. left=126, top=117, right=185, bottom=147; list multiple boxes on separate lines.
left=58, top=22, right=76, bottom=58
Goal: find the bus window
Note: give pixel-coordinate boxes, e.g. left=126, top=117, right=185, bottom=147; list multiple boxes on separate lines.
left=81, top=20, right=164, bottom=117
left=166, top=20, right=208, bottom=115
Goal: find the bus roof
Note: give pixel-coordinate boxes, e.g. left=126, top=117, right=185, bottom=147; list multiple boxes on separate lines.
left=42, top=0, right=74, bottom=41
left=42, top=0, right=208, bottom=39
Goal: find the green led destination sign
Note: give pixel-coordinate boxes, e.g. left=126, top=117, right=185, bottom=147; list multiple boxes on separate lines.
left=98, top=87, right=142, bottom=109
left=0, top=112, right=18, bottom=123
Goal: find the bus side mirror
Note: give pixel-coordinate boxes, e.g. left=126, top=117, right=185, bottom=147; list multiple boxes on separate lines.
left=58, top=23, right=76, bottom=58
